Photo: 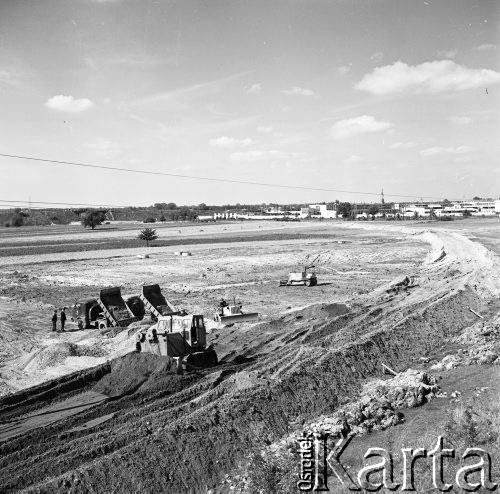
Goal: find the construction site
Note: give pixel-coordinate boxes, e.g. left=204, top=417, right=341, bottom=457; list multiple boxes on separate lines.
left=0, top=217, right=499, bottom=492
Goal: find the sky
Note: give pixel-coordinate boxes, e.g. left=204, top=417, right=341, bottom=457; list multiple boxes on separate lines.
left=0, top=0, right=499, bottom=207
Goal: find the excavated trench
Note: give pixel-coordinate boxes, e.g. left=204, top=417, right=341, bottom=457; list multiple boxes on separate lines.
left=0, top=283, right=483, bottom=493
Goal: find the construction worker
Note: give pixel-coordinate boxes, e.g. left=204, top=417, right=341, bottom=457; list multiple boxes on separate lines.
left=60, top=308, right=66, bottom=332
left=51, top=310, right=57, bottom=332
left=219, top=298, right=228, bottom=308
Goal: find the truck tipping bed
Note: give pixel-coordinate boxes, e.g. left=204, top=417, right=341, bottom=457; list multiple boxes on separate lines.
left=97, top=287, right=138, bottom=328
left=139, top=284, right=177, bottom=319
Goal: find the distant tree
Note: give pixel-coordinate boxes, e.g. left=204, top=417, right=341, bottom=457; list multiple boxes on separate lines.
left=368, top=205, right=379, bottom=216
left=337, top=202, right=352, bottom=218
left=138, top=227, right=158, bottom=247
left=159, top=214, right=167, bottom=222
left=72, top=208, right=88, bottom=216
left=167, top=203, right=177, bottom=210
left=154, top=202, right=168, bottom=209
left=413, top=211, right=419, bottom=219
left=463, top=210, right=472, bottom=217
left=472, top=196, right=481, bottom=201
left=197, top=203, right=208, bottom=210
left=442, top=199, right=451, bottom=205
left=6, top=210, right=27, bottom=227
left=81, top=210, right=106, bottom=230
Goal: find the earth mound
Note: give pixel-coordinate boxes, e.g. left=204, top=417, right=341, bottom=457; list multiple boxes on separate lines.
left=93, top=352, right=176, bottom=397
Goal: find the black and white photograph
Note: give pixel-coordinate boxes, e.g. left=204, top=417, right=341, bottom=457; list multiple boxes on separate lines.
left=0, top=0, right=499, bottom=492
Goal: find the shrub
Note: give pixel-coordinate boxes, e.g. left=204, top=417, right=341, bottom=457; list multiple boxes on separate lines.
left=143, top=217, right=156, bottom=223
left=138, top=227, right=158, bottom=247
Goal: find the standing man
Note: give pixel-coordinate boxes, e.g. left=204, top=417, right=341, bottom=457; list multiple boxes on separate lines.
left=60, top=308, right=66, bottom=332
left=51, top=310, right=57, bottom=332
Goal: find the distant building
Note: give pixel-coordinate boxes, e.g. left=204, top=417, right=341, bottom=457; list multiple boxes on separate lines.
left=395, top=199, right=499, bottom=218
left=308, top=204, right=337, bottom=219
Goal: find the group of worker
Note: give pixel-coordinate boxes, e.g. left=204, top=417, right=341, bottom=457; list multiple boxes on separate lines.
left=51, top=308, right=66, bottom=332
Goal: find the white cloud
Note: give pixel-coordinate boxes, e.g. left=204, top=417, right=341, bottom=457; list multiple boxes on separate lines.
left=0, top=69, right=13, bottom=85
left=338, top=65, right=351, bottom=76
left=230, top=149, right=299, bottom=162
left=0, top=65, right=26, bottom=87
left=330, top=115, right=393, bottom=140
left=450, top=116, right=472, bottom=125
left=246, top=83, right=262, bottom=95
left=345, top=155, right=363, bottom=164
left=355, top=60, right=500, bottom=95
left=476, top=43, right=497, bottom=51
left=390, top=141, right=416, bottom=149
left=44, top=95, right=94, bottom=112
left=257, top=126, right=273, bottom=133
left=85, top=139, right=122, bottom=159
left=209, top=136, right=253, bottom=149
left=420, top=146, right=473, bottom=157
left=437, top=49, right=457, bottom=59
left=283, top=86, right=315, bottom=96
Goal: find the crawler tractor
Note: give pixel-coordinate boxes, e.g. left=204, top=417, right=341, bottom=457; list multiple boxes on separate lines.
left=136, top=313, right=218, bottom=370
left=279, top=265, right=317, bottom=287
left=213, top=299, right=259, bottom=326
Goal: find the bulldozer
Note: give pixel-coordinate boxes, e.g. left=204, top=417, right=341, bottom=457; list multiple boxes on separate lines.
left=279, top=265, right=317, bottom=287
left=213, top=298, right=259, bottom=326
left=135, top=313, right=217, bottom=371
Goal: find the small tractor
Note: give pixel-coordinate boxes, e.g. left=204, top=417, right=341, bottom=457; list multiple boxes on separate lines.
left=213, top=298, right=259, bottom=326
left=279, top=265, right=317, bottom=287
left=135, top=313, right=218, bottom=371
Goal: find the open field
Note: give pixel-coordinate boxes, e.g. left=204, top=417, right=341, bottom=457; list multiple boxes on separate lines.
left=0, top=218, right=499, bottom=492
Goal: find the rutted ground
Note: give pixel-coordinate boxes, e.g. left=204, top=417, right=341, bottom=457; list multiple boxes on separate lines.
left=0, top=222, right=424, bottom=394
left=0, top=220, right=498, bottom=492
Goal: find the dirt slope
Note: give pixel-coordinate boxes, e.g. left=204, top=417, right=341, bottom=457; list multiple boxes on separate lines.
left=0, top=224, right=498, bottom=493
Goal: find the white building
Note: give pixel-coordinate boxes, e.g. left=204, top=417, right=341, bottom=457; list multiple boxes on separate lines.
left=308, top=204, right=337, bottom=219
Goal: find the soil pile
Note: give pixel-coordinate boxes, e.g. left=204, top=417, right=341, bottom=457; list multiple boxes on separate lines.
left=94, top=352, right=176, bottom=397
left=23, top=342, right=108, bottom=373
left=271, top=369, right=439, bottom=455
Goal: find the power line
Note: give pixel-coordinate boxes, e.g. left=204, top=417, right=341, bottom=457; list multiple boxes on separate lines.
left=0, top=199, right=122, bottom=208
left=0, top=152, right=449, bottom=201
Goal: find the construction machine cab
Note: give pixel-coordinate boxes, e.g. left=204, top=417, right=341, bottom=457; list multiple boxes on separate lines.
left=70, top=298, right=101, bottom=330
left=137, top=313, right=216, bottom=369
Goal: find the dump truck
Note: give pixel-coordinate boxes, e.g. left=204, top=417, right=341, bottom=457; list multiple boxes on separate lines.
left=68, top=288, right=139, bottom=330
left=279, top=265, right=317, bottom=286
left=139, top=284, right=177, bottom=321
left=95, top=287, right=139, bottom=330
left=69, top=298, right=103, bottom=330
left=213, top=299, right=259, bottom=326
left=136, top=313, right=217, bottom=370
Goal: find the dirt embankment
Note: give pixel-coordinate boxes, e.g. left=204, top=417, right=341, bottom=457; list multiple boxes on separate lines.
left=0, top=226, right=498, bottom=493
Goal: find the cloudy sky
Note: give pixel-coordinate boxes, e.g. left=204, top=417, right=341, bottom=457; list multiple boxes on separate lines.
left=0, top=0, right=498, bottom=206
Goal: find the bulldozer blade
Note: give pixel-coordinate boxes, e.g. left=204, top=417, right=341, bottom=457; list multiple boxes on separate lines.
left=218, top=312, right=259, bottom=325
left=183, top=349, right=218, bottom=370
